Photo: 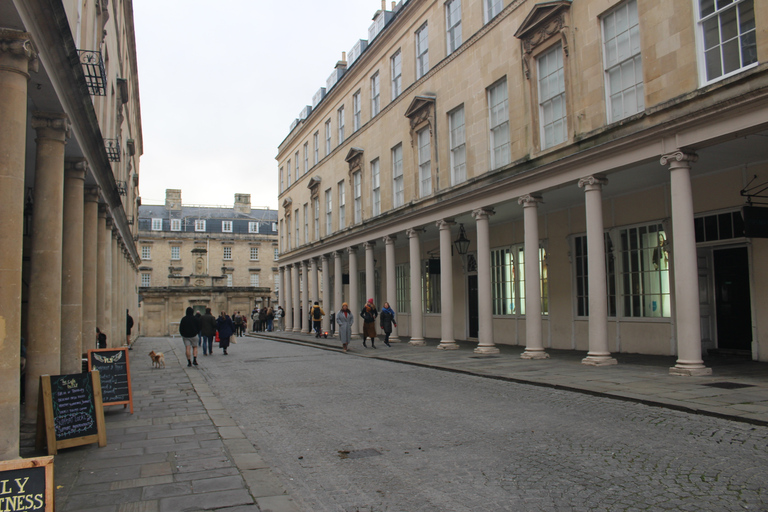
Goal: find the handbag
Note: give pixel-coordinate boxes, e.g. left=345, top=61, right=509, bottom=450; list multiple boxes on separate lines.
left=231, top=335, right=237, bottom=344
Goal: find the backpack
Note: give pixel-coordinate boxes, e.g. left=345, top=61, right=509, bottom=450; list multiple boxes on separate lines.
left=312, top=306, right=322, bottom=320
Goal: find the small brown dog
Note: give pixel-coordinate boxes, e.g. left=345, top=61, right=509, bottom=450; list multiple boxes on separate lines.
left=149, top=350, right=165, bottom=368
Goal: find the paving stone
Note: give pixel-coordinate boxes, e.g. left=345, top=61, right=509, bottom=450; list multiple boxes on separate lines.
left=158, top=489, right=254, bottom=512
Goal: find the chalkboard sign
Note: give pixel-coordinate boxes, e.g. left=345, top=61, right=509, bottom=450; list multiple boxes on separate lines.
left=36, top=371, right=106, bottom=455
left=0, top=457, right=54, bottom=512
left=88, top=348, right=134, bottom=413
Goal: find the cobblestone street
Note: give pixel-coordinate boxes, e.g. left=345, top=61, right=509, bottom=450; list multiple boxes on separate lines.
left=195, top=337, right=768, bottom=511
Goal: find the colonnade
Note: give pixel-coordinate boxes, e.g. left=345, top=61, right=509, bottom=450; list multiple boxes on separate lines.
left=0, top=29, right=140, bottom=459
left=277, top=161, right=710, bottom=377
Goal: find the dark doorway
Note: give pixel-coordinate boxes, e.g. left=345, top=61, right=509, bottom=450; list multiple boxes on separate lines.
left=714, top=247, right=752, bottom=351
left=467, top=275, right=479, bottom=338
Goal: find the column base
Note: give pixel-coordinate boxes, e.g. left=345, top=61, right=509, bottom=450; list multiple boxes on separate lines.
left=474, top=345, right=500, bottom=355
left=437, top=341, right=459, bottom=350
left=351, top=334, right=361, bottom=339
left=389, top=336, right=401, bottom=343
left=582, top=355, right=618, bottom=366
left=669, top=364, right=712, bottom=376
left=292, top=328, right=301, bottom=333
left=409, top=338, right=426, bottom=346
left=520, top=349, right=550, bottom=360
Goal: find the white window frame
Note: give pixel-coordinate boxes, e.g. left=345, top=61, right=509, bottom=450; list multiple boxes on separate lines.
left=392, top=144, right=404, bottom=207
left=226, top=273, right=233, bottom=287
left=371, top=73, right=380, bottom=117
left=695, top=0, right=758, bottom=86
left=449, top=106, right=466, bottom=185
left=338, top=181, right=346, bottom=229
left=295, top=151, right=300, bottom=181
left=194, top=219, right=206, bottom=232
left=223, top=246, right=232, bottom=260
left=416, top=23, right=429, bottom=79
left=295, top=208, right=300, bottom=248
left=141, top=245, right=151, bottom=260
left=417, top=128, right=432, bottom=197
left=602, top=0, right=644, bottom=123
left=538, top=44, right=567, bottom=149
left=249, top=221, right=258, bottom=233
left=222, top=220, right=232, bottom=233
left=303, top=203, right=309, bottom=244
left=353, top=91, right=362, bottom=131
left=313, top=131, right=319, bottom=165
left=286, top=160, right=292, bottom=187
left=337, top=106, right=345, bottom=145
left=151, top=218, right=162, bottom=231
left=250, top=273, right=260, bottom=287
left=484, top=0, right=503, bottom=24
left=325, top=119, right=332, bottom=155
left=353, top=170, right=362, bottom=224
left=488, top=78, right=510, bottom=169
left=141, top=273, right=150, bottom=287
left=279, top=166, right=284, bottom=193
left=325, top=188, right=333, bottom=234
left=371, top=158, right=381, bottom=216
left=313, top=197, right=320, bottom=240
left=303, top=142, right=309, bottom=174
left=171, top=246, right=180, bottom=260
left=274, top=247, right=279, bottom=260
left=250, top=247, right=259, bottom=261
left=617, top=222, right=670, bottom=318
left=491, top=244, right=549, bottom=316
left=170, top=219, right=181, bottom=232
left=446, top=0, right=462, bottom=55
left=391, top=50, right=402, bottom=100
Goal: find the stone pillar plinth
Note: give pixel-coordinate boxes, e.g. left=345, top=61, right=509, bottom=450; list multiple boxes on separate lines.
left=661, top=151, right=711, bottom=376
left=61, top=160, right=86, bottom=373
left=473, top=208, right=499, bottom=354
left=519, top=195, right=549, bottom=360
left=437, top=219, right=458, bottom=350
left=383, top=235, right=400, bottom=342
left=25, top=111, right=70, bottom=421
left=82, top=188, right=100, bottom=351
left=407, top=228, right=425, bottom=345
left=0, top=28, right=38, bottom=459
left=579, top=176, right=617, bottom=366
left=348, top=246, right=360, bottom=338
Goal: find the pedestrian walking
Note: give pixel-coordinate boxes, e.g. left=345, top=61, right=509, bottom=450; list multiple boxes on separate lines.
left=234, top=311, right=244, bottom=336
left=310, top=301, right=325, bottom=337
left=199, top=307, right=217, bottom=355
left=216, top=311, right=235, bottom=355
left=275, top=306, right=284, bottom=331
left=337, top=303, right=354, bottom=352
left=380, top=302, right=397, bottom=347
left=179, top=307, right=200, bottom=367
left=360, top=298, right=378, bottom=348
left=126, top=309, right=134, bottom=348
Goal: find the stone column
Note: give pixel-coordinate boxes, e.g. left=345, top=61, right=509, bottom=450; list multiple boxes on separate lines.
left=436, top=219, right=458, bottom=349
left=278, top=266, right=286, bottom=313
left=100, top=213, right=114, bottom=341
left=25, top=111, right=70, bottom=421
left=111, top=230, right=120, bottom=346
left=364, top=241, right=376, bottom=304
left=473, top=208, right=499, bottom=354
left=407, top=228, right=425, bottom=345
left=310, top=257, right=319, bottom=304
left=321, top=254, right=331, bottom=333
left=82, top=188, right=100, bottom=352
left=383, top=235, right=400, bottom=342
left=519, top=194, right=549, bottom=359
left=292, top=264, right=300, bottom=332
left=661, top=151, right=711, bottom=376
left=579, top=176, right=617, bottom=366
left=348, top=246, right=360, bottom=338
left=0, top=28, right=38, bottom=459
left=334, top=251, right=343, bottom=335
left=61, top=160, right=86, bottom=373
left=301, top=260, right=310, bottom=333
left=284, top=265, right=293, bottom=331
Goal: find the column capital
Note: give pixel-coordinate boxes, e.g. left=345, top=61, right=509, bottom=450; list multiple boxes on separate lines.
left=406, top=228, right=424, bottom=238
left=436, top=218, right=456, bottom=231
left=0, top=29, right=39, bottom=72
left=31, top=111, right=71, bottom=140
left=65, top=158, right=88, bottom=180
left=319, top=253, right=329, bottom=262
left=85, top=187, right=100, bottom=203
left=347, top=245, right=358, bottom=255
left=383, top=234, right=397, bottom=245
left=518, top=194, right=543, bottom=207
left=363, top=240, right=376, bottom=250
left=660, top=151, right=698, bottom=168
left=471, top=207, right=495, bottom=221
left=578, top=175, right=608, bottom=190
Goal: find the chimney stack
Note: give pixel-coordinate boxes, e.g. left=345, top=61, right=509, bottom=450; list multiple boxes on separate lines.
left=165, top=189, right=181, bottom=211
left=234, top=193, right=251, bottom=214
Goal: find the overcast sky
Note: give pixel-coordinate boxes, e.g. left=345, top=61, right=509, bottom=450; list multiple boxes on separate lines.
left=133, top=0, right=385, bottom=209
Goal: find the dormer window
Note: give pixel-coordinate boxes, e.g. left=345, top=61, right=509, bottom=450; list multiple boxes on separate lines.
left=195, top=219, right=206, bottom=232
left=222, top=220, right=232, bottom=233
left=151, top=218, right=162, bottom=231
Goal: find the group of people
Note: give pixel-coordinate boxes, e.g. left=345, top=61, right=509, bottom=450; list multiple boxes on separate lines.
left=180, top=307, right=238, bottom=366
left=314, top=299, right=397, bottom=353
left=250, top=306, right=285, bottom=332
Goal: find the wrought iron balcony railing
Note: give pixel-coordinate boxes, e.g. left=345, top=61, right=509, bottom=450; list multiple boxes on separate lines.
left=77, top=50, right=107, bottom=96
left=105, top=138, right=121, bottom=162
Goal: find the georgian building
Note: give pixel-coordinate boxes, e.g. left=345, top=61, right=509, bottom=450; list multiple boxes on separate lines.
left=276, top=0, right=768, bottom=370
left=1, top=0, right=142, bottom=458
left=136, top=190, right=279, bottom=336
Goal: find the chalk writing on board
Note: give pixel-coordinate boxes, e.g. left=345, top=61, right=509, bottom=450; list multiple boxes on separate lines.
left=51, top=373, right=97, bottom=441
left=89, top=350, right=129, bottom=404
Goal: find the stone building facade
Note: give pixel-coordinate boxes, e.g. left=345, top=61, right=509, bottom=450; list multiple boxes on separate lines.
left=137, top=190, right=279, bottom=336
left=276, top=0, right=768, bottom=370
left=1, top=0, right=142, bottom=458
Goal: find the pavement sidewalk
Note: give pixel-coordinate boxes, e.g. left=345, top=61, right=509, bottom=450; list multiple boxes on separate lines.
left=251, top=329, right=768, bottom=426
left=21, top=336, right=300, bottom=512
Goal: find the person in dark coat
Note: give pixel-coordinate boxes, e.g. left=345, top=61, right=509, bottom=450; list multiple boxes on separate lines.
left=126, top=310, right=134, bottom=348
left=199, top=307, right=217, bottom=356
left=360, top=298, right=378, bottom=348
left=179, top=307, right=201, bottom=366
left=216, top=311, right=235, bottom=355
left=379, top=302, right=397, bottom=347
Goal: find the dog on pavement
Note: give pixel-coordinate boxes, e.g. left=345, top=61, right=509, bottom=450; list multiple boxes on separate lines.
left=149, top=350, right=165, bottom=368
